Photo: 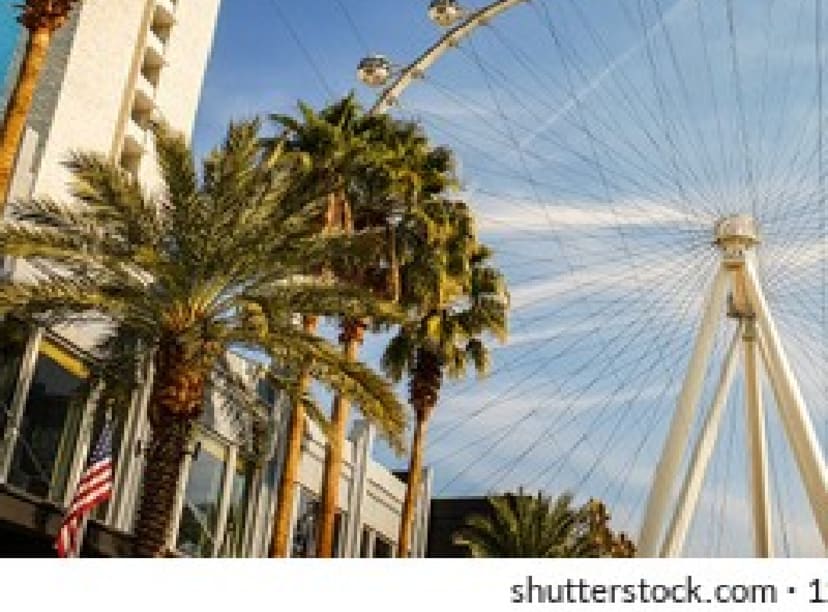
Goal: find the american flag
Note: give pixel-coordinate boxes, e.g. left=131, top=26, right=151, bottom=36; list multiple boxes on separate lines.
left=56, top=419, right=114, bottom=558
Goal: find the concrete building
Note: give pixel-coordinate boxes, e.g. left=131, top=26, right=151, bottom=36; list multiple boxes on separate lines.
left=0, top=0, right=430, bottom=557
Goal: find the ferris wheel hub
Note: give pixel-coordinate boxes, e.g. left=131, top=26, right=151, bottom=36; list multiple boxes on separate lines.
left=714, top=214, right=759, bottom=250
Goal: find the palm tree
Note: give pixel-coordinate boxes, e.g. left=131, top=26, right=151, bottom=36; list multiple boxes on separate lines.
left=453, top=490, right=584, bottom=558
left=266, top=96, right=453, bottom=557
left=0, top=119, right=407, bottom=556
left=1, top=0, right=79, bottom=205
left=265, top=94, right=378, bottom=557
left=381, top=198, right=509, bottom=557
left=453, top=490, right=637, bottom=558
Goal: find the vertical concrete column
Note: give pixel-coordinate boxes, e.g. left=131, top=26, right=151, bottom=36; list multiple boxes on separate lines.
left=111, top=354, right=154, bottom=531
left=344, top=420, right=375, bottom=557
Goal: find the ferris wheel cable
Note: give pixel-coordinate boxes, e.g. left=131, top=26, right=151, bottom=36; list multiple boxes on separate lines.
left=433, top=243, right=713, bottom=409
left=266, top=0, right=334, bottom=99
left=477, top=16, right=718, bottom=213
left=486, top=8, right=724, bottom=220
left=633, top=0, right=706, bottom=219
left=759, top=0, right=811, bottom=180
left=761, top=117, right=822, bottom=229
left=331, top=0, right=371, bottom=55
left=539, top=16, right=650, bottom=271
left=617, top=323, right=733, bottom=546
left=541, top=0, right=723, bottom=208
left=407, top=57, right=725, bottom=215
left=820, top=0, right=828, bottom=456
left=432, top=241, right=712, bottom=418
left=750, top=0, right=780, bottom=189
left=407, top=74, right=718, bottom=223
left=430, top=256, right=716, bottom=476
left=441, top=255, right=716, bottom=493
left=532, top=293, right=735, bottom=499
left=645, top=0, right=728, bottom=206
left=768, top=423, right=792, bottom=556
left=691, top=0, right=733, bottom=208
left=429, top=259, right=707, bottom=426
left=463, top=38, right=575, bottom=249
left=724, top=0, right=760, bottom=218
left=525, top=277, right=720, bottom=495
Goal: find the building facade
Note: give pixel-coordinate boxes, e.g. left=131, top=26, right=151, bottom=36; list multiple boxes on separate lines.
left=0, top=0, right=430, bottom=558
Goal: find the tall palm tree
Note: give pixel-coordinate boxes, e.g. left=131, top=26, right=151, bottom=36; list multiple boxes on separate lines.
left=265, top=94, right=379, bottom=557
left=0, top=119, right=407, bottom=556
left=382, top=198, right=509, bottom=557
left=0, top=0, right=78, bottom=205
left=265, top=96, right=452, bottom=557
left=453, top=490, right=637, bottom=558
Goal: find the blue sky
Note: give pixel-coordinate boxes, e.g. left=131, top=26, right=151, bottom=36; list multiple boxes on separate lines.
left=192, top=0, right=828, bottom=556
left=0, top=4, right=21, bottom=95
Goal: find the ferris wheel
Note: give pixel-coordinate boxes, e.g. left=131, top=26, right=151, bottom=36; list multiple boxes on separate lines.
left=355, top=0, right=828, bottom=557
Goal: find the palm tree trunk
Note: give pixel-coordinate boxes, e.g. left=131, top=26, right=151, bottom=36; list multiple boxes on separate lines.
left=133, top=338, right=211, bottom=557
left=397, top=409, right=430, bottom=557
left=133, top=408, right=191, bottom=557
left=270, top=315, right=318, bottom=557
left=0, top=26, right=52, bottom=206
left=315, top=318, right=364, bottom=557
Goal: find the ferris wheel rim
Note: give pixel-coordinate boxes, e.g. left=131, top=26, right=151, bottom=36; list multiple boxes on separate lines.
left=370, top=0, right=531, bottom=115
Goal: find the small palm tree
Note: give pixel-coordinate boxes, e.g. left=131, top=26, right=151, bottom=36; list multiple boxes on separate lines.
left=382, top=198, right=509, bottom=557
left=0, top=120, right=406, bottom=556
left=453, top=490, right=637, bottom=558
left=1, top=0, right=79, bottom=204
left=453, top=490, right=583, bottom=558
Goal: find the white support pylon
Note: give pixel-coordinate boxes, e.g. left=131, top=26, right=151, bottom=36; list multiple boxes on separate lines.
left=742, top=316, right=774, bottom=557
left=746, top=257, right=828, bottom=547
left=638, top=265, right=729, bottom=557
left=660, top=322, right=743, bottom=557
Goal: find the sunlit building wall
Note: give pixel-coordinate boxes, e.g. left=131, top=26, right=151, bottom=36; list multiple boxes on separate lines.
left=0, top=0, right=430, bottom=558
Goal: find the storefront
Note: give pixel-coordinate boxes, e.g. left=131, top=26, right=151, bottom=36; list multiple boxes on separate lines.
left=0, top=326, right=431, bottom=558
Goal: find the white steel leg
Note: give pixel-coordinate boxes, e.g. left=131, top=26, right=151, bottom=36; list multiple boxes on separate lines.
left=745, top=257, right=828, bottom=546
left=660, top=323, right=742, bottom=557
left=638, top=266, right=730, bottom=556
left=742, top=318, right=773, bottom=557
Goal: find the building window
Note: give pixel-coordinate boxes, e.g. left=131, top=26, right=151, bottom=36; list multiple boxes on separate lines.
left=7, top=340, right=90, bottom=501
left=360, top=526, right=372, bottom=558
left=291, top=487, right=318, bottom=558
left=219, top=453, right=252, bottom=557
left=290, top=488, right=346, bottom=557
left=373, top=535, right=393, bottom=558
left=176, top=434, right=228, bottom=558
left=0, top=326, right=28, bottom=443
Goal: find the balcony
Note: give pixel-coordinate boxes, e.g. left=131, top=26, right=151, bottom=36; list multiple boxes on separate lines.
left=144, top=29, right=166, bottom=68
left=123, top=117, right=147, bottom=155
left=133, top=72, right=156, bottom=112
left=154, top=0, right=176, bottom=27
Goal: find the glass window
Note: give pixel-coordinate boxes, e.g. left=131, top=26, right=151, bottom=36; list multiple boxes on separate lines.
left=176, top=434, right=227, bottom=558
left=332, top=511, right=346, bottom=558
left=374, top=536, right=393, bottom=558
left=256, top=379, right=276, bottom=406
left=220, top=453, right=252, bottom=557
left=0, top=325, right=27, bottom=443
left=360, top=526, right=372, bottom=558
left=291, top=487, right=318, bottom=558
left=289, top=489, right=345, bottom=558
left=7, top=341, right=89, bottom=501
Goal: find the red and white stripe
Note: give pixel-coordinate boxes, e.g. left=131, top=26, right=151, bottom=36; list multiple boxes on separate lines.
left=56, top=457, right=113, bottom=558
